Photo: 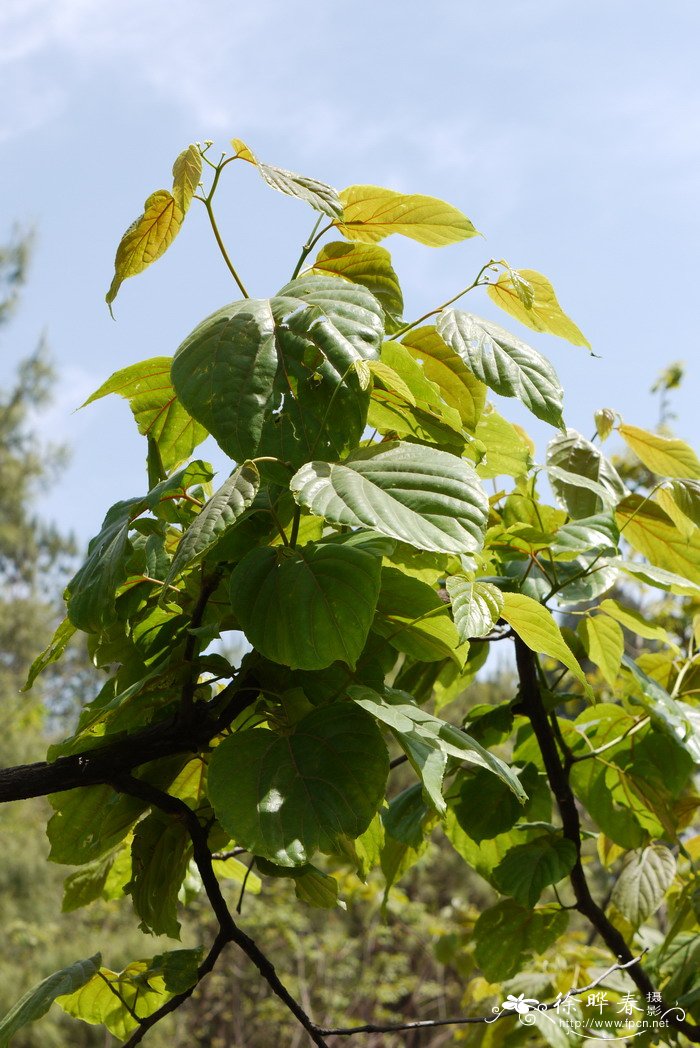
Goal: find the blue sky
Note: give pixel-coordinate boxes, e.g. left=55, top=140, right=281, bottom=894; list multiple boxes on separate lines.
left=2, top=0, right=699, bottom=541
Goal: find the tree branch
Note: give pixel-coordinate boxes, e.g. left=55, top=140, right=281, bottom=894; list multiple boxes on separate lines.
left=112, top=774, right=329, bottom=1048
left=513, top=635, right=700, bottom=1044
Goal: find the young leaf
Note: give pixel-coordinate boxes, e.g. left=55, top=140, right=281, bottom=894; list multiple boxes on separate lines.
left=23, top=616, right=76, bottom=691
left=500, top=591, right=592, bottom=695
left=492, top=835, right=577, bottom=906
left=474, top=900, right=568, bottom=982
left=616, top=494, right=700, bottom=585
left=547, top=429, right=627, bottom=519
left=310, top=241, right=403, bottom=319
left=0, top=955, right=101, bottom=1047
left=208, top=703, right=389, bottom=866
left=595, top=407, right=617, bottom=441
left=401, top=325, right=486, bottom=431
left=437, top=310, right=564, bottom=427
left=487, top=267, right=590, bottom=348
left=373, top=567, right=464, bottom=665
left=165, top=462, right=259, bottom=584
left=229, top=537, right=382, bottom=670
left=82, top=356, right=208, bottom=472
left=106, top=190, right=184, bottom=308
left=337, top=185, right=478, bottom=245
left=619, top=424, right=700, bottom=479
left=350, top=685, right=527, bottom=803
left=446, top=576, right=504, bottom=641
left=171, top=144, right=202, bottom=212
left=610, top=845, right=676, bottom=928
left=578, top=614, right=624, bottom=688
left=290, top=440, right=488, bottom=555
left=232, top=138, right=342, bottom=218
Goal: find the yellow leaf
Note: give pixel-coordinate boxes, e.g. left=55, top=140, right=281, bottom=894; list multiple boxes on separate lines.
left=337, top=185, right=478, bottom=246
left=401, top=325, right=486, bottom=430
left=578, top=615, right=624, bottom=688
left=616, top=494, right=700, bottom=585
left=106, top=190, right=184, bottom=307
left=500, top=591, right=592, bottom=696
left=487, top=268, right=590, bottom=348
left=655, top=487, right=695, bottom=539
left=171, top=144, right=202, bottom=212
left=619, top=424, right=700, bottom=480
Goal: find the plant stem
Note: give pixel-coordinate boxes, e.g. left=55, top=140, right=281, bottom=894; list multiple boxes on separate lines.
left=290, top=219, right=333, bottom=280
left=393, top=261, right=496, bottom=339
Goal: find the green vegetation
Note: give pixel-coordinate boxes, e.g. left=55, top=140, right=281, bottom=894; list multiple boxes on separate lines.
left=1, top=141, right=699, bottom=1047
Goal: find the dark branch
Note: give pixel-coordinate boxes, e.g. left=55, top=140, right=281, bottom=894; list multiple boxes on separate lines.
left=513, top=635, right=700, bottom=1044
left=113, top=774, right=329, bottom=1048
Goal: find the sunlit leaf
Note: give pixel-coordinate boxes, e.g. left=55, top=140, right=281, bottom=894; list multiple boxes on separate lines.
left=446, top=576, right=504, bottom=641
left=165, top=462, right=259, bottom=584
left=437, top=310, right=564, bottom=427
left=337, top=185, right=478, bottom=245
left=0, top=956, right=101, bottom=1047
left=500, top=591, right=591, bottom=695
left=310, top=241, right=403, bottom=319
left=171, top=144, right=202, bottom=212
left=83, top=357, right=207, bottom=472
left=232, top=138, right=342, bottom=218
left=401, top=325, right=486, bottom=431
left=373, top=568, right=463, bottom=665
left=578, top=614, right=624, bottom=688
left=547, top=429, right=626, bottom=519
left=610, top=845, right=676, bottom=928
left=106, top=190, right=184, bottom=307
left=620, top=424, right=700, bottom=479
left=474, top=901, right=567, bottom=982
left=616, top=494, right=700, bottom=585
left=487, top=267, right=590, bottom=348
left=291, top=440, right=488, bottom=555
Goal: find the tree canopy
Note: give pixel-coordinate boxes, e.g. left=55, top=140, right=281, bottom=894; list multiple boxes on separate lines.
left=1, top=142, right=699, bottom=1047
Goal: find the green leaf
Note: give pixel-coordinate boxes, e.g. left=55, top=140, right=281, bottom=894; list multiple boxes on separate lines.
left=232, top=138, right=342, bottom=218
left=23, top=616, right=76, bottom=691
left=450, top=764, right=539, bottom=842
left=337, top=185, right=478, bottom=246
left=610, top=845, right=676, bottom=928
left=82, top=357, right=208, bottom=472
left=616, top=494, right=700, bottom=585
left=165, top=462, right=259, bottom=584
left=293, top=867, right=340, bottom=908
left=619, top=424, right=700, bottom=479
left=57, top=952, right=200, bottom=1039
left=372, top=567, right=463, bottom=665
left=551, top=514, right=619, bottom=559
left=62, top=853, right=117, bottom=913
left=350, top=686, right=527, bottom=808
left=500, top=592, right=591, bottom=695
left=578, top=614, right=624, bottom=687
left=310, top=241, right=403, bottom=319
left=171, top=275, right=383, bottom=464
left=446, top=576, right=504, bottom=641
left=474, top=900, right=568, bottom=982
left=597, top=598, right=676, bottom=648
left=475, top=406, right=533, bottom=479
left=47, top=785, right=146, bottom=865
left=208, top=703, right=389, bottom=866
left=667, top=478, right=700, bottom=528
left=487, top=268, right=590, bottom=348
left=171, top=144, right=202, bottom=212
left=437, top=310, right=564, bottom=426
left=547, top=429, right=627, bottom=519
left=229, top=536, right=382, bottom=670
left=126, top=811, right=191, bottom=938
left=617, top=558, right=700, bottom=597
left=401, top=325, right=486, bottom=431
left=492, top=835, right=577, bottom=906
left=383, top=784, right=431, bottom=848
left=106, top=189, right=184, bottom=307
left=0, top=955, right=101, bottom=1047
left=290, top=440, right=488, bottom=555
left=65, top=462, right=214, bottom=631
left=622, top=655, right=700, bottom=761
